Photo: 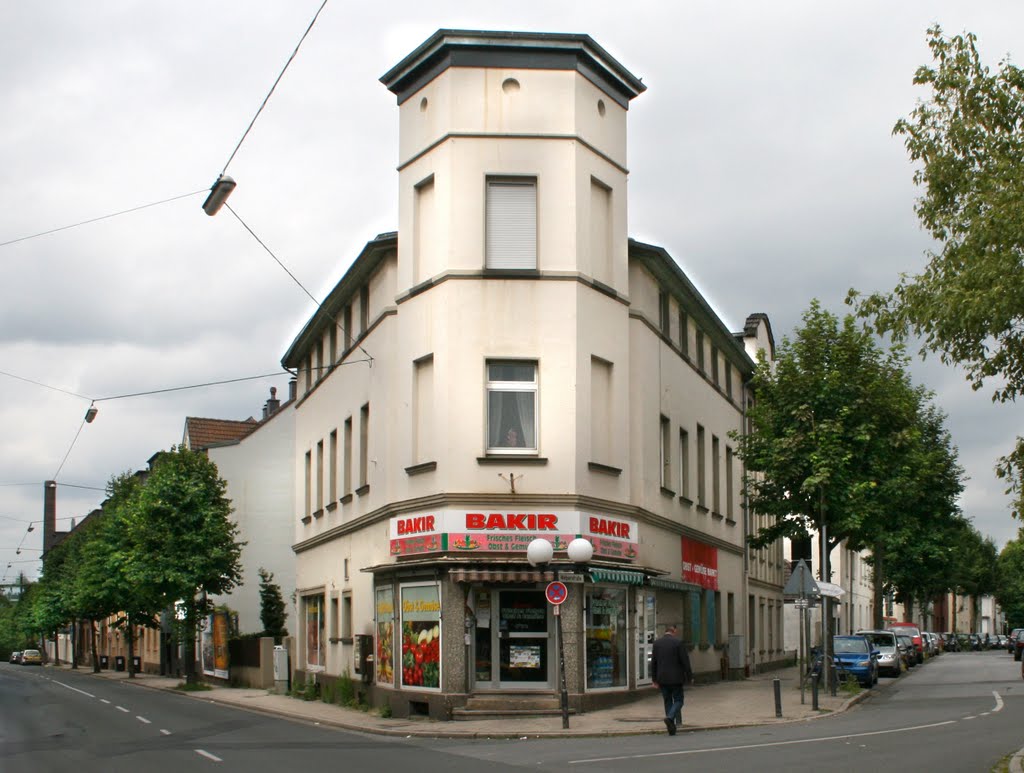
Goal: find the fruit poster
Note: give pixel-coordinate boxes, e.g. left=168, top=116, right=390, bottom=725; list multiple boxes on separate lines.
left=400, top=584, right=441, bottom=690
left=375, top=586, right=394, bottom=685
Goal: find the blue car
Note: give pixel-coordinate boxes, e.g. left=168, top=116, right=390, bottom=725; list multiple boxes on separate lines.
left=833, top=635, right=879, bottom=687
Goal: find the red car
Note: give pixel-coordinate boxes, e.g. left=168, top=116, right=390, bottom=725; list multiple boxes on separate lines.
left=888, top=623, right=925, bottom=658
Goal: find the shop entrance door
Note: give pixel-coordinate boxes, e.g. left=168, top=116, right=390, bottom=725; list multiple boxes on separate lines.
left=471, top=588, right=553, bottom=690
left=497, top=589, right=551, bottom=688
left=636, top=589, right=656, bottom=685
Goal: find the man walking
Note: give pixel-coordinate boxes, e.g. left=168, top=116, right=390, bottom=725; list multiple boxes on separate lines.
left=651, top=624, right=692, bottom=735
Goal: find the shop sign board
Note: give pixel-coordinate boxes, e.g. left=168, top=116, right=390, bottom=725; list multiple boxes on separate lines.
left=388, top=510, right=640, bottom=560
left=681, top=537, right=719, bottom=590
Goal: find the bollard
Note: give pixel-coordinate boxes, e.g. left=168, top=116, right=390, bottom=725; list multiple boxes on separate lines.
left=773, top=677, right=782, bottom=718
left=811, top=672, right=819, bottom=710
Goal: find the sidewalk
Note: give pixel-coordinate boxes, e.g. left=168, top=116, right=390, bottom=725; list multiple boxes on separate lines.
left=46, top=663, right=865, bottom=739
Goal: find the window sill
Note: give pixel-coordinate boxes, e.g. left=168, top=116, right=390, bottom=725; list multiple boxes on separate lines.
left=355, top=484, right=370, bottom=497
left=477, top=455, right=548, bottom=465
left=660, top=486, right=676, bottom=498
left=725, top=517, right=737, bottom=526
left=679, top=495, right=694, bottom=507
left=313, top=509, right=324, bottom=519
left=588, top=461, right=622, bottom=476
left=326, top=502, right=338, bottom=513
left=339, top=493, right=353, bottom=505
left=696, top=505, right=710, bottom=515
left=711, top=511, right=724, bottom=521
left=300, top=515, right=312, bottom=525
left=405, top=461, right=437, bottom=476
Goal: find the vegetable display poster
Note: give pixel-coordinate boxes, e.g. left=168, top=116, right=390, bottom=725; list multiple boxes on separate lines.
left=400, top=584, right=441, bottom=689
left=376, top=586, right=394, bottom=685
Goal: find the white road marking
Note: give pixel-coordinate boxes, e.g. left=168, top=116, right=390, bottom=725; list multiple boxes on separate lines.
left=195, top=749, right=222, bottom=762
left=993, top=691, right=1004, bottom=712
left=136, top=716, right=151, bottom=724
left=52, top=680, right=95, bottom=698
left=100, top=699, right=111, bottom=704
left=160, top=729, right=172, bottom=736
left=964, top=715, right=976, bottom=720
left=116, top=706, right=130, bottom=713
left=568, top=720, right=958, bottom=764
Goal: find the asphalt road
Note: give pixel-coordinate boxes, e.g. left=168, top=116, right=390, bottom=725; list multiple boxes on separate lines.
left=3, top=651, right=1023, bottom=772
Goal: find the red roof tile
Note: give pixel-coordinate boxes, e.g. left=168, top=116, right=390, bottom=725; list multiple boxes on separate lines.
left=184, top=416, right=257, bottom=450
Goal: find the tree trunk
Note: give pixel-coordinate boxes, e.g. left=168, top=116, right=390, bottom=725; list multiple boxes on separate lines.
left=90, top=620, right=100, bottom=673
left=184, top=605, right=198, bottom=685
left=53, top=629, right=60, bottom=666
left=872, top=544, right=885, bottom=629
left=127, top=616, right=136, bottom=679
left=71, top=618, right=78, bottom=669
left=905, top=598, right=915, bottom=625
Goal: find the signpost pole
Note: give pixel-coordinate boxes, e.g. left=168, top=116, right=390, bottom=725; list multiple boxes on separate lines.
left=554, top=605, right=569, bottom=729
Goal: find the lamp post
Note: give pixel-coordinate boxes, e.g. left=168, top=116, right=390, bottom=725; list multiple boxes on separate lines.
left=527, top=537, right=593, bottom=729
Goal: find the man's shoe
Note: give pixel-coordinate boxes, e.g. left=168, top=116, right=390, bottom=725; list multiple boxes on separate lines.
left=664, top=718, right=676, bottom=735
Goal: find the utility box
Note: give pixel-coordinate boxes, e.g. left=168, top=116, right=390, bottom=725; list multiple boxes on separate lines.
left=272, top=645, right=289, bottom=694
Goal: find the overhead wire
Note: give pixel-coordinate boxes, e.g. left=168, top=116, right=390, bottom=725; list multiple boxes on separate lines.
left=0, top=189, right=208, bottom=249
left=220, top=0, right=329, bottom=176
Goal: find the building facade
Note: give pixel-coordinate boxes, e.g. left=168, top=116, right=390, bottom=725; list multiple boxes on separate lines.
left=285, top=30, right=784, bottom=719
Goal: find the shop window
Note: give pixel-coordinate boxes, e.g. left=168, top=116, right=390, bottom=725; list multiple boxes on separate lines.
left=399, top=583, right=441, bottom=690
left=486, top=360, right=537, bottom=452
left=304, top=594, right=325, bottom=671
left=375, top=586, right=395, bottom=685
left=486, top=178, right=536, bottom=269
left=585, top=587, right=627, bottom=689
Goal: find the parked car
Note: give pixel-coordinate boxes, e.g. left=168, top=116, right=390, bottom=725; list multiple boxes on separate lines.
left=995, top=634, right=1008, bottom=649
left=833, top=635, right=879, bottom=687
left=9, top=651, right=21, bottom=664
left=1008, top=628, right=1024, bottom=654
left=888, top=622, right=925, bottom=659
left=897, top=634, right=918, bottom=667
left=20, top=649, right=42, bottom=665
left=923, top=632, right=939, bottom=656
left=856, top=630, right=902, bottom=677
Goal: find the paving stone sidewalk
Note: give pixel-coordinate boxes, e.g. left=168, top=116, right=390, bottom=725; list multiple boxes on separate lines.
left=46, top=662, right=865, bottom=739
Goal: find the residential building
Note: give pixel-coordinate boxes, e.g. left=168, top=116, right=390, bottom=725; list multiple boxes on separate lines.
left=285, top=29, right=783, bottom=719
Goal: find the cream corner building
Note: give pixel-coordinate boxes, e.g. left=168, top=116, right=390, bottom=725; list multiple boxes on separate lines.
left=285, top=29, right=784, bottom=719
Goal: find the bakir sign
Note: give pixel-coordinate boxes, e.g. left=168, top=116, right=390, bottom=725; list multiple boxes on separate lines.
left=681, top=536, right=719, bottom=590
left=389, top=510, right=639, bottom=560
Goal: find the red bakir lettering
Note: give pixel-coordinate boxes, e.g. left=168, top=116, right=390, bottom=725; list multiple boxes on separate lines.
left=588, top=517, right=630, bottom=539
left=397, top=515, right=435, bottom=535
left=465, top=513, right=557, bottom=530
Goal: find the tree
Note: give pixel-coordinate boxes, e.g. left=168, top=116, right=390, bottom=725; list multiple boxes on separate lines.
left=258, top=568, right=287, bottom=639
left=997, top=533, right=1024, bottom=628
left=849, top=25, right=1024, bottom=514
left=126, top=446, right=243, bottom=684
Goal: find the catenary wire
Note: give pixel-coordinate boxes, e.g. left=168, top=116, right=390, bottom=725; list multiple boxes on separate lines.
left=53, top=416, right=88, bottom=481
left=0, top=369, right=91, bottom=400
left=224, top=203, right=374, bottom=364
left=220, top=0, right=329, bottom=175
left=0, top=189, right=207, bottom=249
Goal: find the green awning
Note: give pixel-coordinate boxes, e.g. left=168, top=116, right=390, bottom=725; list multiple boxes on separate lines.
left=589, top=568, right=645, bottom=585
left=648, top=578, right=701, bottom=592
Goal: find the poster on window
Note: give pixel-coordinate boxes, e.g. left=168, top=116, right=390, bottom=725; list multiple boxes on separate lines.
left=201, top=616, right=215, bottom=676
left=400, top=584, right=441, bottom=690
left=305, top=595, right=324, bottom=671
left=200, top=610, right=230, bottom=678
left=375, top=586, right=394, bottom=685
left=681, top=537, right=719, bottom=590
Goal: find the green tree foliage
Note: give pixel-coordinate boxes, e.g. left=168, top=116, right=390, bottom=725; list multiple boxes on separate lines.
left=997, top=534, right=1024, bottom=628
left=126, top=446, right=243, bottom=683
left=258, top=568, right=287, bottom=639
left=849, top=25, right=1024, bottom=515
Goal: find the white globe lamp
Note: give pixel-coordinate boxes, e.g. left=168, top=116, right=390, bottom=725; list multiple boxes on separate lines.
left=567, top=538, right=594, bottom=565
left=526, top=538, right=554, bottom=567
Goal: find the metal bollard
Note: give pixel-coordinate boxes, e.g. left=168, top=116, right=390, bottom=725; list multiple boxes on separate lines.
left=773, top=677, right=782, bottom=718
left=811, top=673, right=819, bottom=710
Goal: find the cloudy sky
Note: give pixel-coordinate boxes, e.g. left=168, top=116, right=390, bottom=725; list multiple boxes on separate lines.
left=2, top=1, right=1022, bottom=583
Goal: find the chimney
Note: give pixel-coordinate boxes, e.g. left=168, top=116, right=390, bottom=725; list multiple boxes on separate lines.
left=263, top=386, right=281, bottom=419
left=43, top=480, right=56, bottom=556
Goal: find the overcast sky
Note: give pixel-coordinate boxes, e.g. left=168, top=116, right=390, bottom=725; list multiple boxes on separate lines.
left=2, top=1, right=1022, bottom=584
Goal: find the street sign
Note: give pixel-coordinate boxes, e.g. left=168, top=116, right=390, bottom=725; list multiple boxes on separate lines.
left=545, top=581, right=568, bottom=606
left=558, top=571, right=585, bottom=583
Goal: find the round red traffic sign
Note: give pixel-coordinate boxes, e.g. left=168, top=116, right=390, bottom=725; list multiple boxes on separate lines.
left=545, top=581, right=568, bottom=606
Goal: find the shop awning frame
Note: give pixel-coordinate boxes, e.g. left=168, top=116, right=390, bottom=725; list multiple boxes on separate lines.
left=449, top=568, right=555, bottom=584
left=589, top=568, right=645, bottom=585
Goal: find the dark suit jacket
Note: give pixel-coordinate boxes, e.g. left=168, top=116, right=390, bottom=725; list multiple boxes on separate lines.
left=651, top=633, right=692, bottom=686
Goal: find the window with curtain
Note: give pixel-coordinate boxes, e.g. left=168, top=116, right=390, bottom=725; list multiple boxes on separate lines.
left=486, top=360, right=537, bottom=451
left=486, top=179, right=537, bottom=269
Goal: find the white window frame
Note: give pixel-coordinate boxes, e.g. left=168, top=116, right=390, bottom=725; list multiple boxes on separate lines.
left=486, top=360, right=538, bottom=453
left=486, top=178, right=537, bottom=269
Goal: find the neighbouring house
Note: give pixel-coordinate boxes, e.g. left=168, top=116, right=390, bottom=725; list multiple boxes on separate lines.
left=282, top=29, right=784, bottom=720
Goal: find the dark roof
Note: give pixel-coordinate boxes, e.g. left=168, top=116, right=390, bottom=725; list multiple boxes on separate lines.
left=380, top=29, right=646, bottom=108
left=183, top=417, right=257, bottom=451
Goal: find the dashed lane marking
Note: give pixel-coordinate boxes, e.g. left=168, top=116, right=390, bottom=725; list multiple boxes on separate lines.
left=136, top=716, right=151, bottom=724
left=195, top=749, right=222, bottom=763
left=160, top=729, right=172, bottom=736
left=52, top=680, right=95, bottom=699
left=100, top=699, right=111, bottom=704
left=116, top=706, right=130, bottom=713
left=568, top=720, right=958, bottom=764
